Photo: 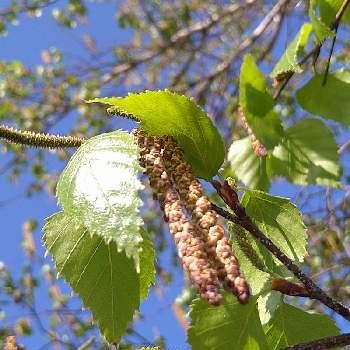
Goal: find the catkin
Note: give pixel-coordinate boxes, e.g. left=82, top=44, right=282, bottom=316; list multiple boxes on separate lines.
left=132, top=129, right=222, bottom=305
left=238, top=105, right=267, bottom=157
left=162, top=136, right=250, bottom=304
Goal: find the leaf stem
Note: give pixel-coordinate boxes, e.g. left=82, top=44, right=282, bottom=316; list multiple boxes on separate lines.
left=0, top=124, right=85, bottom=149
left=211, top=180, right=350, bottom=323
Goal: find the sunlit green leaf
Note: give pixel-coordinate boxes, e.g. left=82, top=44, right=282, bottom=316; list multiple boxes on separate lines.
left=56, top=130, right=144, bottom=267
left=296, top=71, right=350, bottom=126
left=88, top=90, right=225, bottom=180
left=139, top=230, right=156, bottom=300
left=265, top=302, right=340, bottom=349
left=241, top=190, right=307, bottom=263
left=319, top=0, right=350, bottom=26
left=188, top=294, right=268, bottom=350
left=270, top=118, right=342, bottom=188
left=257, top=292, right=282, bottom=325
left=271, top=23, right=312, bottom=78
left=240, top=55, right=283, bottom=150
left=227, top=137, right=270, bottom=191
left=309, top=0, right=335, bottom=42
left=229, top=224, right=291, bottom=294
left=43, top=212, right=140, bottom=344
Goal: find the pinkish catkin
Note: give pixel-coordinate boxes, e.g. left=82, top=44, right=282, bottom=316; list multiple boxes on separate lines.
left=132, top=129, right=222, bottom=305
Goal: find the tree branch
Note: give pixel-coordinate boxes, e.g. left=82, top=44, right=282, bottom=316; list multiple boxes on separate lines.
left=211, top=180, right=350, bottom=322
left=193, top=0, right=294, bottom=92
left=0, top=124, right=84, bottom=149
left=101, top=0, right=256, bottom=84
left=281, top=332, right=350, bottom=350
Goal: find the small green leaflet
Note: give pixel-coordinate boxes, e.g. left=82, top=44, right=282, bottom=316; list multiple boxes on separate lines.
left=270, top=118, right=342, bottom=188
left=309, top=0, right=335, bottom=42
left=240, top=55, right=283, bottom=150
left=228, top=137, right=270, bottom=192
left=230, top=223, right=272, bottom=294
left=296, top=71, right=350, bottom=126
left=56, top=130, right=144, bottom=267
left=230, top=224, right=291, bottom=295
left=43, top=212, right=155, bottom=344
left=257, top=292, right=282, bottom=325
left=271, top=23, right=312, bottom=78
left=88, top=90, right=225, bottom=180
left=264, top=302, right=340, bottom=349
left=188, top=293, right=269, bottom=350
left=139, top=229, right=156, bottom=301
left=241, top=190, right=307, bottom=263
left=319, top=0, right=350, bottom=26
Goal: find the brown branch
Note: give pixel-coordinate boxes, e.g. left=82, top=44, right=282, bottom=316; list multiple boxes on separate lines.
left=257, top=10, right=286, bottom=63
left=101, top=1, right=256, bottom=84
left=211, top=180, right=350, bottom=323
left=281, top=333, right=350, bottom=350
left=193, top=0, right=294, bottom=92
left=271, top=279, right=309, bottom=297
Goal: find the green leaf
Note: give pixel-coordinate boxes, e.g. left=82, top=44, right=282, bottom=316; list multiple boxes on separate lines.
left=309, top=0, right=335, bottom=42
left=240, top=55, right=283, bottom=150
left=139, top=230, right=156, bottom=300
left=42, top=212, right=140, bottom=344
left=319, top=0, right=350, bottom=26
left=271, top=23, right=312, bottom=78
left=296, top=70, right=350, bottom=126
left=188, top=293, right=269, bottom=350
left=241, top=190, right=307, bottom=263
left=257, top=292, right=282, bottom=325
left=230, top=224, right=290, bottom=295
left=56, top=130, right=144, bottom=267
left=229, top=225, right=273, bottom=295
left=88, top=90, right=225, bottom=180
left=227, top=137, right=270, bottom=192
left=265, top=302, right=340, bottom=349
left=270, top=118, right=342, bottom=188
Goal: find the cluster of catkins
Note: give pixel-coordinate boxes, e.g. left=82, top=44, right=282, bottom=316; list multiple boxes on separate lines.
left=132, top=129, right=249, bottom=305
left=238, top=105, right=267, bottom=157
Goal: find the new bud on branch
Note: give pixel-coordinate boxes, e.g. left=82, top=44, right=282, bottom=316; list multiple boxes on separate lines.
left=132, top=128, right=249, bottom=305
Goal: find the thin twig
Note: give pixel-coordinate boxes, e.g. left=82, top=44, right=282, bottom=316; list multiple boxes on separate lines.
left=282, top=332, right=350, bottom=350
left=101, top=1, right=256, bottom=84
left=325, top=188, right=350, bottom=259
left=321, top=0, right=350, bottom=85
left=211, top=180, right=350, bottom=323
left=338, top=138, right=350, bottom=154
left=274, top=0, right=350, bottom=98
left=273, top=49, right=316, bottom=100
left=322, top=30, right=338, bottom=86
left=194, top=0, right=294, bottom=91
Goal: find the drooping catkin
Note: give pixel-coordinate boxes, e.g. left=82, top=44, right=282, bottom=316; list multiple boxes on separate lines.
left=162, top=136, right=250, bottom=304
left=238, top=105, right=267, bottom=157
left=132, top=129, right=222, bottom=305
